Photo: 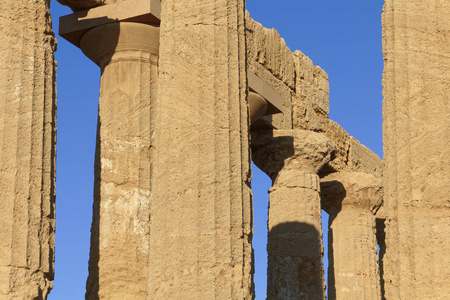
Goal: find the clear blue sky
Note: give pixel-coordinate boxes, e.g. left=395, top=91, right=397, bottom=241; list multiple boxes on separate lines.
left=49, top=0, right=384, bottom=299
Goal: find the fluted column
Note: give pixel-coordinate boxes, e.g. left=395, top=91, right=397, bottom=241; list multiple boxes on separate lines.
left=382, top=1, right=450, bottom=298
left=147, top=0, right=253, bottom=298
left=252, top=129, right=335, bottom=300
left=0, top=0, right=56, bottom=298
left=78, top=22, right=159, bottom=300
left=321, top=172, right=382, bottom=300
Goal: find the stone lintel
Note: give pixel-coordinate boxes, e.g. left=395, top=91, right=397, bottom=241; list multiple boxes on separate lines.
left=248, top=71, right=283, bottom=116
left=321, top=172, right=383, bottom=215
left=59, top=0, right=161, bottom=48
left=348, top=137, right=383, bottom=177
left=319, top=119, right=383, bottom=178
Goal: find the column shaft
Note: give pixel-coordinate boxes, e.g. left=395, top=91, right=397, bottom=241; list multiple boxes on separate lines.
left=268, top=170, right=325, bottom=300
left=382, top=1, right=450, bottom=298
left=0, top=0, right=56, bottom=298
left=147, top=0, right=253, bottom=298
left=328, top=210, right=380, bottom=300
left=80, top=23, right=159, bottom=300
left=321, top=172, right=382, bottom=300
left=252, top=129, right=335, bottom=300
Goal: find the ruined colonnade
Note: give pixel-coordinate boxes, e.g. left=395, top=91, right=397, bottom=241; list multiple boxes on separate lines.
left=0, top=0, right=448, bottom=299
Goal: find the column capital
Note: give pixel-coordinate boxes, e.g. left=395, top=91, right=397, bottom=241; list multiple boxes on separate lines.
left=321, top=171, right=383, bottom=214
left=248, top=91, right=268, bottom=124
left=252, top=129, right=335, bottom=181
left=80, top=22, right=159, bottom=69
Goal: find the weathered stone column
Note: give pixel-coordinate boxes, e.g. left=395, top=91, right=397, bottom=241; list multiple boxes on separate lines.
left=78, top=22, right=159, bottom=299
left=147, top=0, right=253, bottom=298
left=0, top=0, right=56, bottom=298
left=252, top=129, right=335, bottom=300
left=382, top=1, right=450, bottom=298
left=321, top=172, right=382, bottom=300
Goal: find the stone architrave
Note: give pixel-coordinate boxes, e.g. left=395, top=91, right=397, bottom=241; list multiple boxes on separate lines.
left=147, top=0, right=254, bottom=298
left=0, top=0, right=56, bottom=298
left=252, top=129, right=335, bottom=300
left=382, top=0, right=450, bottom=299
left=77, top=22, right=159, bottom=299
left=321, top=172, right=382, bottom=300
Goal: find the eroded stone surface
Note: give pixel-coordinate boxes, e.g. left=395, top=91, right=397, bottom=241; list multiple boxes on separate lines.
left=245, top=13, right=382, bottom=178
left=382, top=0, right=450, bottom=299
left=147, top=0, right=254, bottom=299
left=0, top=0, right=56, bottom=298
left=80, top=23, right=159, bottom=300
left=252, top=129, right=335, bottom=181
left=321, top=172, right=382, bottom=300
left=253, top=130, right=334, bottom=300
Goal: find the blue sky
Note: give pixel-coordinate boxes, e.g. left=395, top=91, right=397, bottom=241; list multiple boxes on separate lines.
left=49, top=0, right=384, bottom=298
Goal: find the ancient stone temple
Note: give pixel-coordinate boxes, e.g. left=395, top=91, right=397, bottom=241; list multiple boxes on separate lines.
left=0, top=0, right=448, bottom=299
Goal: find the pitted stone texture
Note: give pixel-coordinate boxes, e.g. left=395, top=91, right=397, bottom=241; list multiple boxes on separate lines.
left=321, top=172, right=382, bottom=300
left=245, top=12, right=294, bottom=130
left=245, top=11, right=295, bottom=91
left=252, top=130, right=334, bottom=300
left=252, top=129, right=335, bottom=181
left=81, top=23, right=159, bottom=300
left=244, top=13, right=382, bottom=179
left=382, top=0, right=450, bottom=299
left=147, top=0, right=253, bottom=299
left=321, top=172, right=383, bottom=215
left=0, top=0, right=56, bottom=298
left=292, top=51, right=329, bottom=122
left=267, top=178, right=326, bottom=300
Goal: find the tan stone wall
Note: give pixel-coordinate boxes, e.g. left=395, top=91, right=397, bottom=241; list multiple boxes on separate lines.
left=147, top=0, right=253, bottom=298
left=0, top=0, right=56, bottom=298
left=382, top=0, right=450, bottom=299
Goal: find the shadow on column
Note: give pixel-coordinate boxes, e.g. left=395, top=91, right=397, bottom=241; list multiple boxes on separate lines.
left=85, top=117, right=102, bottom=300
left=376, top=218, right=386, bottom=300
left=320, top=179, right=346, bottom=300
left=267, top=222, right=323, bottom=300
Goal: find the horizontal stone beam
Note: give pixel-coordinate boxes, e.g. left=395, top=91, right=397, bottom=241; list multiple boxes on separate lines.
left=59, top=0, right=161, bottom=47
left=248, top=71, right=283, bottom=116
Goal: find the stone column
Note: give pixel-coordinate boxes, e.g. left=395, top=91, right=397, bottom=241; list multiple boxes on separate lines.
left=147, top=0, right=253, bottom=298
left=78, top=22, right=159, bottom=299
left=321, top=172, right=382, bottom=300
left=0, top=0, right=56, bottom=298
left=382, top=1, right=450, bottom=299
left=252, top=129, right=335, bottom=300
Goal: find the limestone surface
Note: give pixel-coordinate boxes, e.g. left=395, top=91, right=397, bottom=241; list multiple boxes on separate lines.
left=79, top=22, right=159, bottom=300
left=245, top=13, right=382, bottom=178
left=252, top=130, right=335, bottom=300
left=147, top=0, right=254, bottom=298
left=321, top=172, right=382, bottom=300
left=382, top=0, right=450, bottom=299
left=0, top=0, right=56, bottom=298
